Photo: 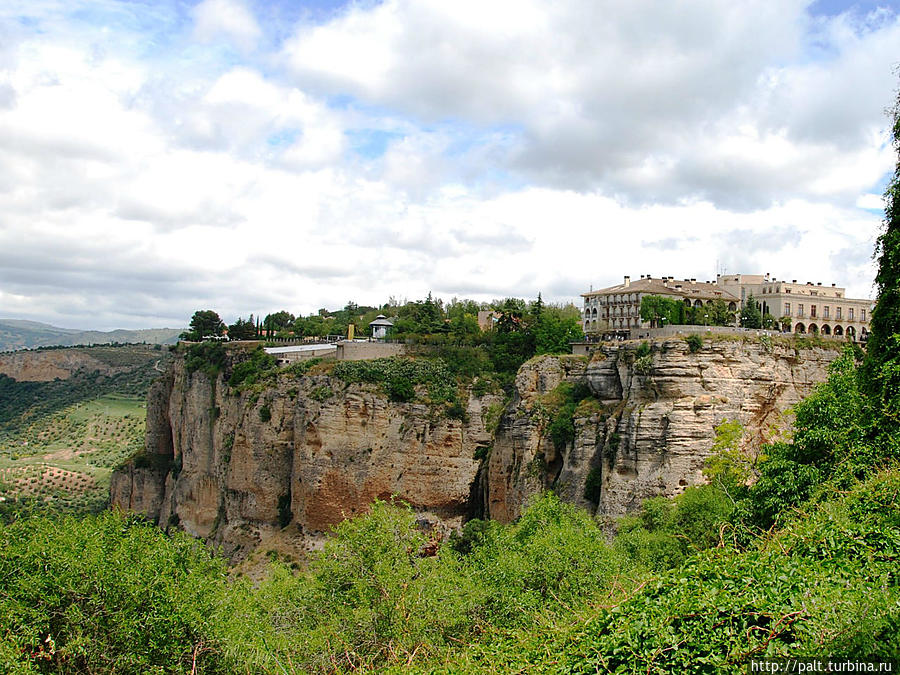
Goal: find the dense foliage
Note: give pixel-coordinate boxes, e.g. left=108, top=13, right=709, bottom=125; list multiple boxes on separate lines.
left=640, top=295, right=736, bottom=327
left=0, top=511, right=229, bottom=674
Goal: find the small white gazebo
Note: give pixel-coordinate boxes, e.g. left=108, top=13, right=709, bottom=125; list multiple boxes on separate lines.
left=369, top=314, right=394, bottom=339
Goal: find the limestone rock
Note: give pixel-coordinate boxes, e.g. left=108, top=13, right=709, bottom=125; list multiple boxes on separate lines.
left=111, top=338, right=839, bottom=558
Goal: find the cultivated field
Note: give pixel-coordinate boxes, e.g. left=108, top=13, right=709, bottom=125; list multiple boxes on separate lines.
left=0, top=394, right=145, bottom=514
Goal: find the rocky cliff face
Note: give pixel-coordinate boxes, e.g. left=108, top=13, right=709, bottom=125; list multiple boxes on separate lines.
left=486, top=338, right=839, bottom=522
left=111, top=338, right=840, bottom=558
left=111, top=355, right=499, bottom=559
left=0, top=345, right=162, bottom=382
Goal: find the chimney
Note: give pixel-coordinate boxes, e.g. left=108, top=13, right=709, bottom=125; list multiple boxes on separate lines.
left=623, top=275, right=630, bottom=287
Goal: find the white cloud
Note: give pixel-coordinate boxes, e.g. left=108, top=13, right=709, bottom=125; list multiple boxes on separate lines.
left=283, top=0, right=899, bottom=208
left=192, top=0, right=262, bottom=53
left=0, top=1, right=892, bottom=330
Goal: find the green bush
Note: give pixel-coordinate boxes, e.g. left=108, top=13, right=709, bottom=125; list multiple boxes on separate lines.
left=333, top=357, right=456, bottom=405
left=309, top=385, right=333, bottom=402
left=228, top=346, right=276, bottom=389
left=634, top=353, right=653, bottom=374
left=545, top=380, right=595, bottom=451
left=258, top=405, right=272, bottom=422
left=0, top=511, right=228, bottom=673
left=685, top=334, right=703, bottom=353
left=184, top=341, right=226, bottom=378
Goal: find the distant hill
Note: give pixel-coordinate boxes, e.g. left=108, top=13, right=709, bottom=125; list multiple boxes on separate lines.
left=0, top=319, right=182, bottom=352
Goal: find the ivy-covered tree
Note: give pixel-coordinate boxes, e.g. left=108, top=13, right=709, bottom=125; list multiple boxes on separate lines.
left=862, top=87, right=900, bottom=456
left=640, top=295, right=685, bottom=327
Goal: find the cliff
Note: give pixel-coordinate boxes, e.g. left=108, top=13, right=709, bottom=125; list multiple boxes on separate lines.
left=486, top=338, right=839, bottom=522
left=0, top=345, right=163, bottom=382
left=111, top=353, right=500, bottom=559
left=111, top=338, right=840, bottom=559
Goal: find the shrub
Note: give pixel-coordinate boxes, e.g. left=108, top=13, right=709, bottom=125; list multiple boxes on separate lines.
left=228, top=346, right=276, bottom=389
left=309, top=385, right=333, bottom=402
left=634, top=353, right=653, bottom=374
left=258, top=405, right=272, bottom=422
left=685, top=334, right=703, bottom=353
left=0, top=511, right=228, bottom=673
left=184, top=341, right=226, bottom=378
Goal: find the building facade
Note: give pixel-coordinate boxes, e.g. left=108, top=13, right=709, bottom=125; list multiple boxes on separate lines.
left=715, top=273, right=873, bottom=339
left=583, top=273, right=873, bottom=340
left=582, top=275, right=739, bottom=335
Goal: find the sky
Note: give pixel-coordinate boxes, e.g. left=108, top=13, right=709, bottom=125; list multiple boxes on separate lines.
left=0, top=0, right=898, bottom=330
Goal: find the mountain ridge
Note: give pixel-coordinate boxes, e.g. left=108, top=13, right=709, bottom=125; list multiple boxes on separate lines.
left=0, top=318, right=182, bottom=352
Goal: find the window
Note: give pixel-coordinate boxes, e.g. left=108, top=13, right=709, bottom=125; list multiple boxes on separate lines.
left=784, top=302, right=791, bottom=315
left=824, top=306, right=830, bottom=319
left=785, top=289, right=791, bottom=294
left=837, top=307, right=842, bottom=320
left=861, top=309, right=866, bottom=322
left=849, top=308, right=854, bottom=321
left=798, top=304, right=804, bottom=317
left=811, top=305, right=817, bottom=318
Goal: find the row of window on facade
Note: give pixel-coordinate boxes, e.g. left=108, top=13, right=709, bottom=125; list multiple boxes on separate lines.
left=584, top=318, right=639, bottom=329
left=584, top=297, right=736, bottom=318
left=783, top=303, right=864, bottom=322
left=793, top=323, right=865, bottom=338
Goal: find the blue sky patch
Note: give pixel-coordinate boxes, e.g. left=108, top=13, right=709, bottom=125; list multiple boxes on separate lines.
left=346, top=129, right=403, bottom=158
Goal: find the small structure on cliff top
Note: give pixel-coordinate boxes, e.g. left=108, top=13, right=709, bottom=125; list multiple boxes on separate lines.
left=368, top=315, right=394, bottom=339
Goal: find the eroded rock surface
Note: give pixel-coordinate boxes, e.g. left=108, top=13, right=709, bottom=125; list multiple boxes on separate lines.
left=486, top=338, right=838, bottom=521
left=111, top=338, right=839, bottom=558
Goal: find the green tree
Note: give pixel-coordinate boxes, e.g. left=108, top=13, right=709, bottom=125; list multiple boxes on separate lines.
left=707, top=299, right=736, bottom=326
left=740, top=294, right=762, bottom=328
left=228, top=316, right=257, bottom=341
left=534, top=306, right=583, bottom=355
left=862, top=87, right=900, bottom=458
left=181, top=309, right=225, bottom=341
left=263, top=310, right=295, bottom=334
left=640, top=295, right=684, bottom=327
